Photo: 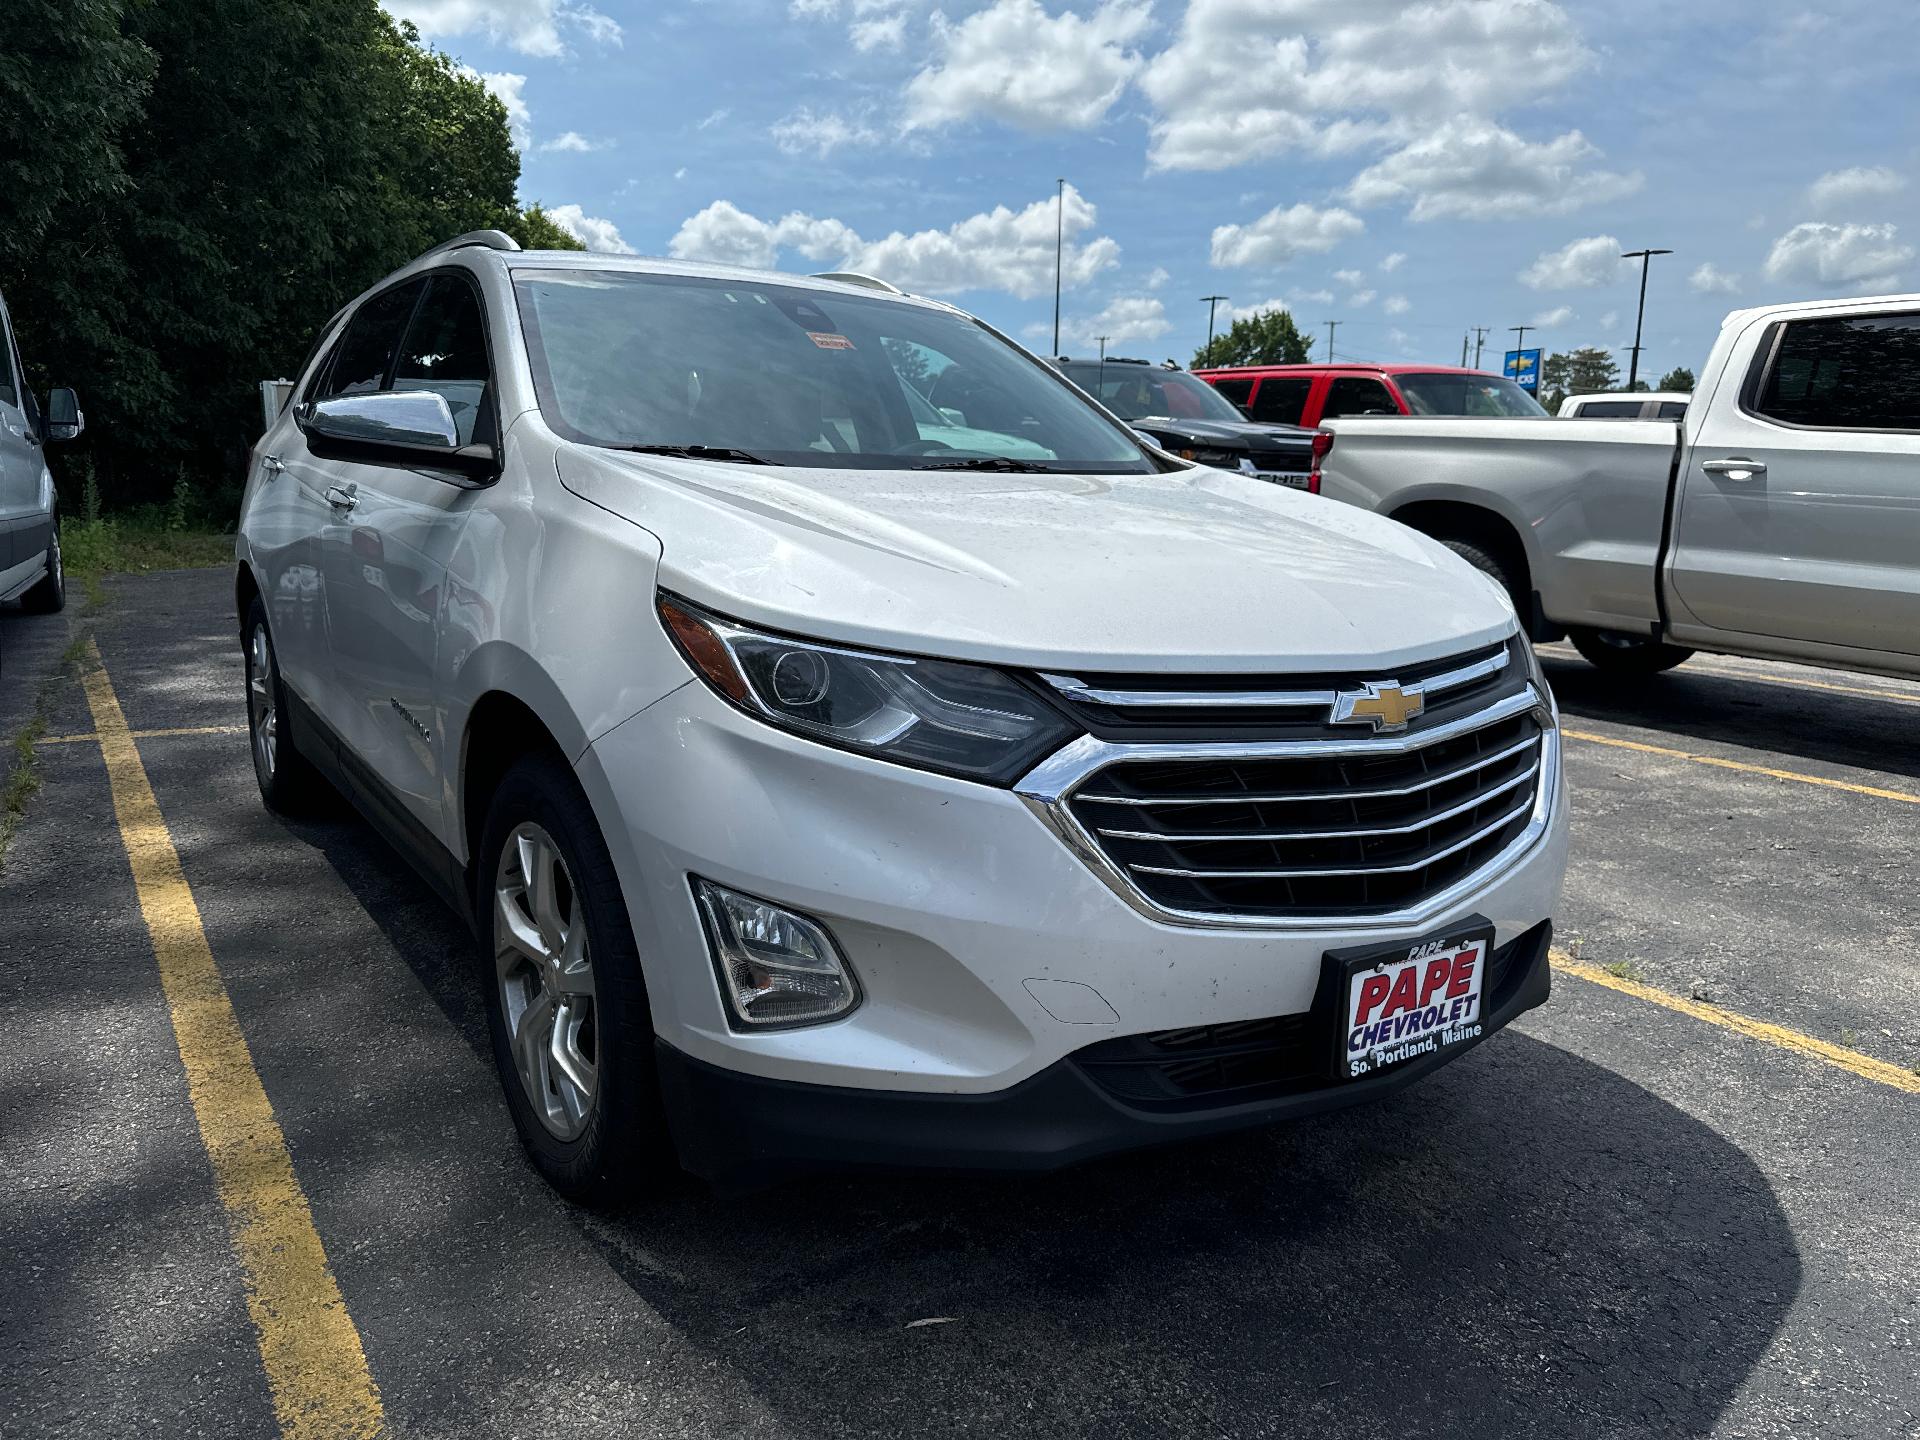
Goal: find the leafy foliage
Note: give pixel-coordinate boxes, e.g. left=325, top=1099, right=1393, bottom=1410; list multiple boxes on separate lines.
left=0, top=2, right=575, bottom=514
left=1540, top=347, right=1622, bottom=411
left=1193, top=309, right=1314, bottom=368
left=1658, top=366, right=1696, bottom=392
left=513, top=205, right=589, bottom=252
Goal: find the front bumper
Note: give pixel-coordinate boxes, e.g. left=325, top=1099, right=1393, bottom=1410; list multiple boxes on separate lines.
left=659, top=921, right=1553, bottom=1187
left=576, top=678, right=1569, bottom=1162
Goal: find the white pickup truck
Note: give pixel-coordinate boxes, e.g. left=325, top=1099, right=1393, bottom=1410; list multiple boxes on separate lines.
left=1317, top=294, right=1920, bottom=678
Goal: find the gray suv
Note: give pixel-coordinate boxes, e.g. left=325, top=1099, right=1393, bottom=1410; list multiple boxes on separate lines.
left=0, top=289, right=84, bottom=613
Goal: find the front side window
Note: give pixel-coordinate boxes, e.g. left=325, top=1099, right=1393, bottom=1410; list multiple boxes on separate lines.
left=1055, top=363, right=1249, bottom=424
left=1754, top=312, right=1920, bottom=429
left=318, top=280, right=427, bottom=400
left=1397, top=372, right=1547, bottom=418
left=1249, top=377, right=1311, bottom=425
left=513, top=270, right=1154, bottom=471
left=0, top=307, right=17, bottom=408
left=393, top=275, right=493, bottom=445
left=1320, top=376, right=1398, bottom=419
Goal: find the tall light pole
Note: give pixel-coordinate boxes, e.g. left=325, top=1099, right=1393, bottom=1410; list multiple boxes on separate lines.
left=1200, top=295, right=1228, bottom=360
left=1096, top=334, right=1111, bottom=394
left=1324, top=319, right=1340, bottom=362
left=1472, top=326, right=1490, bottom=369
left=1621, top=247, right=1672, bottom=389
left=1051, top=178, right=1066, bottom=357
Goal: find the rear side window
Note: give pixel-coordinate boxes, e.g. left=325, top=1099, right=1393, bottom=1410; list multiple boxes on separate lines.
left=393, top=275, right=493, bottom=445
left=1576, top=400, right=1644, bottom=418
left=1656, top=401, right=1688, bottom=419
left=1754, top=311, right=1920, bottom=429
left=318, top=280, right=427, bottom=400
left=1208, top=376, right=1254, bottom=411
left=1320, top=376, right=1396, bottom=419
left=1249, top=377, right=1311, bottom=425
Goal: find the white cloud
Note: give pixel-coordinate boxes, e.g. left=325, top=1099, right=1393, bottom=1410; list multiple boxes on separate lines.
left=771, top=108, right=883, bottom=156
left=1598, top=310, right=1618, bottom=331
left=383, top=0, right=620, bottom=57
left=474, top=70, right=530, bottom=148
left=673, top=167, right=687, bottom=180
left=1333, top=268, right=1365, bottom=286
left=1293, top=288, right=1334, bottom=305
left=1348, top=289, right=1376, bottom=307
left=1533, top=305, right=1573, bottom=326
left=1379, top=251, right=1406, bottom=272
left=1764, top=222, right=1913, bottom=291
left=1383, top=294, right=1410, bottom=315
left=1228, top=297, right=1291, bottom=322
left=906, top=0, right=1150, bottom=132
left=1520, top=234, right=1625, bottom=290
left=697, top=108, right=731, bottom=131
left=1141, top=0, right=1590, bottom=172
left=1807, top=165, right=1906, bottom=213
left=1144, top=266, right=1171, bottom=290
left=1349, top=120, right=1639, bottom=221
left=539, top=130, right=607, bottom=153
left=667, top=185, right=1121, bottom=299
left=1210, top=203, right=1364, bottom=268
left=1042, top=296, right=1172, bottom=350
left=1688, top=262, right=1741, bottom=295
left=850, top=12, right=906, bottom=50
left=546, top=204, right=636, bottom=254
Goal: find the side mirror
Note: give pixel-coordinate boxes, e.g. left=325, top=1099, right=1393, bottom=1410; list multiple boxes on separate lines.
left=45, top=388, right=83, bottom=443
left=299, top=390, right=495, bottom=482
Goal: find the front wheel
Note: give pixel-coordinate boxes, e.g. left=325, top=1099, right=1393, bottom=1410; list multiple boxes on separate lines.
left=19, top=515, right=65, bottom=614
left=1569, top=627, right=1694, bottom=675
left=243, top=597, right=328, bottom=811
left=477, top=753, right=674, bottom=1203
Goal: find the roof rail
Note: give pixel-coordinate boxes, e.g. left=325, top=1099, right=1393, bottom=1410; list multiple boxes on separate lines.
left=421, top=229, right=522, bottom=261
left=810, top=271, right=903, bottom=295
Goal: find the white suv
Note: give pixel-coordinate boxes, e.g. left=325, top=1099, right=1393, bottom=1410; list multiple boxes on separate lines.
left=236, top=232, right=1568, bottom=1199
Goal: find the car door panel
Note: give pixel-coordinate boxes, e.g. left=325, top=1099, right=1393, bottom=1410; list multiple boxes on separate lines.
left=1668, top=308, right=1920, bottom=658
left=0, top=298, right=35, bottom=577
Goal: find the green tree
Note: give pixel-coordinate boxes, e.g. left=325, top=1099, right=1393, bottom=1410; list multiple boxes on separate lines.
left=1193, top=308, right=1313, bottom=368
left=1540, top=347, right=1621, bottom=411
left=511, top=204, right=588, bottom=252
left=1658, top=365, right=1695, bottom=392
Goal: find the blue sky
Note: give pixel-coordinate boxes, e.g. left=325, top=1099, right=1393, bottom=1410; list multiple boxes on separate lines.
left=388, top=0, right=1918, bottom=383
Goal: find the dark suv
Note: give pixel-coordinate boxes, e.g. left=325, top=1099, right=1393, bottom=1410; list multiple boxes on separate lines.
left=1053, top=357, right=1327, bottom=492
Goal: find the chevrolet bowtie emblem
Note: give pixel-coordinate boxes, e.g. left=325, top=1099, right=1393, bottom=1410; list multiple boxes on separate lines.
left=1331, top=681, right=1424, bottom=732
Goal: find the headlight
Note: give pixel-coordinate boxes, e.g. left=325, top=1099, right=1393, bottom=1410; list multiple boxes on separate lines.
left=1518, top=634, right=1558, bottom=723
left=658, top=595, right=1079, bottom=784
left=1175, top=445, right=1246, bottom=469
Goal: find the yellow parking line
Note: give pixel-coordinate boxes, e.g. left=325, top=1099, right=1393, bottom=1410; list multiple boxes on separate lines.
left=1561, top=727, right=1920, bottom=806
left=78, top=642, right=384, bottom=1440
left=1681, top=664, right=1920, bottom=706
left=1552, top=950, right=1920, bottom=1095
left=40, top=723, right=247, bottom=745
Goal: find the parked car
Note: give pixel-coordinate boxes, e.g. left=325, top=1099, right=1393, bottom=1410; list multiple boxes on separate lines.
left=236, top=232, right=1568, bottom=1199
left=0, top=289, right=83, bottom=612
left=1557, top=391, right=1690, bottom=419
left=1193, top=362, right=1548, bottom=427
left=1050, top=356, right=1326, bottom=490
left=1315, top=295, right=1920, bottom=677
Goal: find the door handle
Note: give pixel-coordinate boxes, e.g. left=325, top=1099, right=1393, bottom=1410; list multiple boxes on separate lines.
left=1701, top=457, right=1767, bottom=481
left=261, top=454, right=285, bottom=479
left=324, top=484, right=359, bottom=511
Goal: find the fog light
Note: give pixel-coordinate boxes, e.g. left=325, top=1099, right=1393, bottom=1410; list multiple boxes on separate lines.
left=692, top=879, right=860, bottom=1029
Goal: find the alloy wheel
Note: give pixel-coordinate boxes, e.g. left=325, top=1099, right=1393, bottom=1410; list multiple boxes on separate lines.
left=494, top=822, right=599, bottom=1140
left=248, top=623, right=277, bottom=780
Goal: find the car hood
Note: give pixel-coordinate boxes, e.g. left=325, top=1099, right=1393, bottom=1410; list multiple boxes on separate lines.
left=1133, top=416, right=1314, bottom=451
left=556, top=448, right=1515, bottom=673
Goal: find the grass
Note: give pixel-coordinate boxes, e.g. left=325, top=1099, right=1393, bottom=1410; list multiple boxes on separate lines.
left=0, top=628, right=97, bottom=875
left=1604, top=958, right=1649, bottom=983
left=64, top=513, right=232, bottom=604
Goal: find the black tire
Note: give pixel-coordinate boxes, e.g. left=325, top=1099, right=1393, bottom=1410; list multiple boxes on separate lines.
left=476, top=753, right=673, bottom=1204
left=19, top=513, right=65, bottom=614
left=243, top=596, right=328, bottom=812
left=1569, top=626, right=1694, bottom=675
left=1436, top=537, right=1523, bottom=614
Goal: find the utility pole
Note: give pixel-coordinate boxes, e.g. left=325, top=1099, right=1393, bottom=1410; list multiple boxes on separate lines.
left=1621, top=247, right=1672, bottom=389
left=1509, top=325, right=1532, bottom=382
left=1324, top=320, right=1340, bottom=362
left=1199, top=295, right=1228, bottom=361
left=1472, top=326, right=1490, bottom=369
left=1051, top=178, right=1066, bottom=357
left=1460, top=332, right=1470, bottom=367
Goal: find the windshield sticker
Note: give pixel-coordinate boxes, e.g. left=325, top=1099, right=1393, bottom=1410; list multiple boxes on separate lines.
left=807, top=332, right=855, bottom=351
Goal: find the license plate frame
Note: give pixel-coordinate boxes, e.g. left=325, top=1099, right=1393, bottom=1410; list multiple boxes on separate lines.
left=1319, top=915, right=1495, bottom=1081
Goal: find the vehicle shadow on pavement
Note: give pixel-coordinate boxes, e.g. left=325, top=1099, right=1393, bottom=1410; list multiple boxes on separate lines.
left=301, top=807, right=1802, bottom=1440
left=1542, top=653, right=1920, bottom=780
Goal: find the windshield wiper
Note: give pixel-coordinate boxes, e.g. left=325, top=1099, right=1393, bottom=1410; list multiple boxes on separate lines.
left=612, top=444, right=780, bottom=465
left=911, top=456, right=1056, bottom=473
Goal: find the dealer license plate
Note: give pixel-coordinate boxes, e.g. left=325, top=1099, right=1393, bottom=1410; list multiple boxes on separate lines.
left=1325, top=922, right=1492, bottom=1080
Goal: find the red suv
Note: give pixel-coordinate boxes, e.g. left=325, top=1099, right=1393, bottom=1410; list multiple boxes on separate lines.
left=1191, top=363, right=1546, bottom=426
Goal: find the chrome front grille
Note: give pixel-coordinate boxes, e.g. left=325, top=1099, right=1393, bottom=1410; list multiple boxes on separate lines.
left=1017, top=683, right=1556, bottom=928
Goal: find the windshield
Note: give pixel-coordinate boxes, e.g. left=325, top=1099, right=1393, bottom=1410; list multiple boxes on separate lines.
left=512, top=269, right=1154, bottom=472
left=1396, top=372, right=1548, bottom=418
left=1057, top=362, right=1250, bottom=423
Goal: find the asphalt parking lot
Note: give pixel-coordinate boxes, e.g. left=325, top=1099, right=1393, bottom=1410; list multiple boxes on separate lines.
left=2, top=567, right=1915, bottom=1440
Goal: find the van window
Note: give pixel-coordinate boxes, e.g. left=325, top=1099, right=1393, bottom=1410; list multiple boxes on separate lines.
left=1319, top=377, right=1397, bottom=419
left=1755, top=312, right=1920, bottom=429
left=1249, top=377, right=1311, bottom=425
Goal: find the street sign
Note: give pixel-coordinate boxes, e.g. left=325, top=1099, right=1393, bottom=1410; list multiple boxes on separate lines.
left=1504, top=348, right=1542, bottom=393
